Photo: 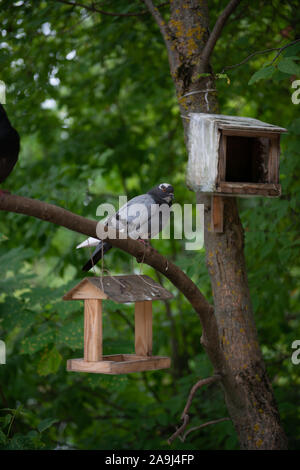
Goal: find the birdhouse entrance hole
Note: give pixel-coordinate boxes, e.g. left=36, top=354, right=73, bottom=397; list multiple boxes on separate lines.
left=62, top=276, right=172, bottom=374
left=225, top=135, right=270, bottom=184
left=217, top=129, right=281, bottom=197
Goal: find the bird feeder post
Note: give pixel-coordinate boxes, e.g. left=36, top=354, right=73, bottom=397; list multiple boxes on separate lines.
left=211, top=195, right=224, bottom=233
left=84, top=299, right=102, bottom=362
left=135, top=301, right=152, bottom=357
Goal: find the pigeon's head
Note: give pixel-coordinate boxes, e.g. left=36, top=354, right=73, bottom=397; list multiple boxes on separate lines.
left=148, top=183, right=174, bottom=205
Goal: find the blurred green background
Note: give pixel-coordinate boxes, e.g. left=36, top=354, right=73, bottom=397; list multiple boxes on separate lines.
left=0, top=0, right=299, bottom=450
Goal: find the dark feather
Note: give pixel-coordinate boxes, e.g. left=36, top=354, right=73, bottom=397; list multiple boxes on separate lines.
left=82, top=241, right=112, bottom=272
left=0, top=104, right=20, bottom=184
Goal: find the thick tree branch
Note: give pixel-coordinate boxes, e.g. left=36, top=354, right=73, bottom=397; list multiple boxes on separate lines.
left=55, top=0, right=169, bottom=18
left=200, top=0, right=242, bottom=72
left=0, top=193, right=217, bottom=336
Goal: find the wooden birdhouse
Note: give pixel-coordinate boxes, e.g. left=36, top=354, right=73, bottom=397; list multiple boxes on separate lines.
left=187, top=113, right=287, bottom=197
left=63, top=275, right=173, bottom=374
left=186, top=113, right=287, bottom=231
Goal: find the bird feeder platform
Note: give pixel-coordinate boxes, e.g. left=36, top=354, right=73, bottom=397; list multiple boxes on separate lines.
left=63, top=275, right=173, bottom=374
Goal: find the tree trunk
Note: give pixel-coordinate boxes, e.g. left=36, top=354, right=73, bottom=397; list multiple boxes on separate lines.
left=146, top=0, right=288, bottom=449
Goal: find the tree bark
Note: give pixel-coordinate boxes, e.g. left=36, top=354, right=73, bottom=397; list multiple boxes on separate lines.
left=145, top=0, right=288, bottom=449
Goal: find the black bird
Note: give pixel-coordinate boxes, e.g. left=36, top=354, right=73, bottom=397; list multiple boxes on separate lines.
left=77, top=183, right=174, bottom=271
left=0, top=103, right=20, bottom=187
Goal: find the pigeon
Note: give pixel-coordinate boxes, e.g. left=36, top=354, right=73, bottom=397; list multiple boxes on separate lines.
left=78, top=183, right=174, bottom=271
left=0, top=104, right=20, bottom=187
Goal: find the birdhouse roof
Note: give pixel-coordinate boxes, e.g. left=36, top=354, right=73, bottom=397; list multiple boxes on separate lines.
left=63, top=275, right=173, bottom=303
left=188, top=113, right=287, bottom=133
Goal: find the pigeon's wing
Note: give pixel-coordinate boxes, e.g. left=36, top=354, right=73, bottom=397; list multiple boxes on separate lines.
left=106, top=193, right=155, bottom=238
left=138, top=202, right=171, bottom=239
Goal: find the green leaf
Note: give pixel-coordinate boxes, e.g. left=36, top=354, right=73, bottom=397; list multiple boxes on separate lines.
left=7, top=434, right=31, bottom=450
left=20, top=330, right=55, bottom=354
left=0, top=428, right=7, bottom=445
left=288, top=118, right=300, bottom=135
left=55, top=300, right=81, bottom=319
left=0, top=247, right=35, bottom=270
left=277, top=58, right=300, bottom=75
left=37, top=418, right=59, bottom=433
left=215, top=73, right=230, bottom=84
left=1, top=414, right=12, bottom=430
left=0, top=233, right=8, bottom=243
left=1, top=299, right=36, bottom=331
left=37, top=346, right=62, bottom=376
left=56, top=315, right=83, bottom=349
left=196, top=73, right=211, bottom=78
left=248, top=65, right=275, bottom=84
left=283, top=41, right=300, bottom=57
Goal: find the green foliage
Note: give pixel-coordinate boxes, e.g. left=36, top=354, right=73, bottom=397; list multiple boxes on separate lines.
left=0, top=405, right=58, bottom=449
left=248, top=40, right=300, bottom=84
left=248, top=65, right=275, bottom=84
left=0, top=0, right=299, bottom=451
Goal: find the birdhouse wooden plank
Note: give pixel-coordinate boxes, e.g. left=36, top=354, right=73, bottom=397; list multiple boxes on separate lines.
left=84, top=299, right=102, bottom=362
left=135, top=301, right=153, bottom=356
left=211, top=195, right=224, bottom=233
left=67, top=355, right=171, bottom=374
left=62, top=275, right=173, bottom=374
left=187, top=113, right=287, bottom=198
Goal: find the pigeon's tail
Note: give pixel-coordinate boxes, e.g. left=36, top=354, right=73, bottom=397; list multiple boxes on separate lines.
left=82, top=241, right=112, bottom=272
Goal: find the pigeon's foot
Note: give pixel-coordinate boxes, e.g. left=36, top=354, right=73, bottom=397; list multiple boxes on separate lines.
left=138, top=238, right=151, bottom=246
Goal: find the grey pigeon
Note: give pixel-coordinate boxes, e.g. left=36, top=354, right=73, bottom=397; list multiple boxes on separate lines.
left=78, top=183, right=174, bottom=271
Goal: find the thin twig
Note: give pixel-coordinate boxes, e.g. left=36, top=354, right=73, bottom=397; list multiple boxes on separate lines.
left=59, top=12, right=90, bottom=34
left=269, top=38, right=300, bottom=64
left=181, top=375, right=222, bottom=419
left=221, top=38, right=300, bottom=73
left=182, top=417, right=231, bottom=441
left=55, top=0, right=169, bottom=18
left=200, top=0, right=242, bottom=72
left=143, top=0, right=173, bottom=50
left=167, top=414, right=189, bottom=445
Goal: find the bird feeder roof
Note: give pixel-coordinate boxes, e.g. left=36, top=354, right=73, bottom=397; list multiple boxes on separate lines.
left=63, top=275, right=173, bottom=303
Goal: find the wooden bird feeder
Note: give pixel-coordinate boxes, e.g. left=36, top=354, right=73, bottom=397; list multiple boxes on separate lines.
left=186, top=113, right=287, bottom=232
left=63, top=275, right=173, bottom=374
